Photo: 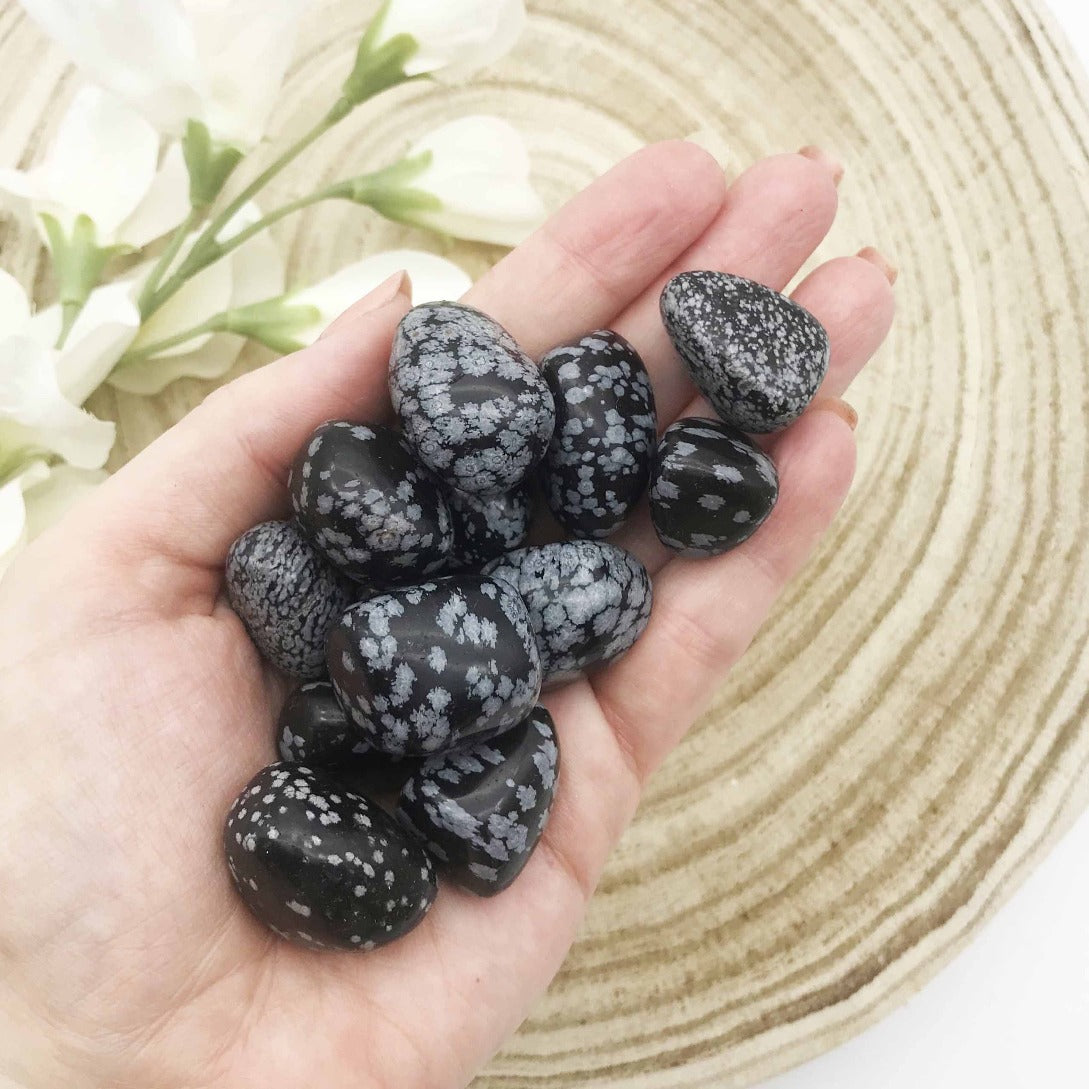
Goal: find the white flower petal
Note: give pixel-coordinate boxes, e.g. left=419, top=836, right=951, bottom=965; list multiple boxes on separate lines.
left=0, top=335, right=115, bottom=468
left=54, top=285, right=141, bottom=404
left=108, top=334, right=244, bottom=395
left=38, top=88, right=162, bottom=237
left=382, top=0, right=525, bottom=79
left=0, top=461, right=49, bottom=571
left=228, top=220, right=286, bottom=307
left=183, top=0, right=308, bottom=146
left=0, top=271, right=31, bottom=332
left=19, top=0, right=204, bottom=135
left=118, top=143, right=192, bottom=249
left=21, top=463, right=106, bottom=540
left=405, top=116, right=546, bottom=245
left=294, top=252, right=471, bottom=339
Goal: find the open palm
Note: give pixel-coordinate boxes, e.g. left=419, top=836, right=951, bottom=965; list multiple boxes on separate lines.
left=0, top=142, right=894, bottom=1089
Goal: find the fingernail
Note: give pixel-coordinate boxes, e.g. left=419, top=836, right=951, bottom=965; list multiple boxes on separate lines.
left=857, top=246, right=898, bottom=285
left=318, top=270, right=412, bottom=341
left=798, top=145, right=845, bottom=186
left=812, top=396, right=858, bottom=431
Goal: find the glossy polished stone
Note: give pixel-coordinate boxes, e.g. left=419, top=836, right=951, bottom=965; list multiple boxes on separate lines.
left=483, top=541, right=652, bottom=682
left=327, top=576, right=543, bottom=756
left=390, top=303, right=556, bottom=497
left=226, top=520, right=351, bottom=679
left=446, top=486, right=532, bottom=569
left=224, top=763, right=437, bottom=951
left=397, top=706, right=559, bottom=896
left=651, top=418, right=779, bottom=556
left=540, top=329, right=657, bottom=539
left=289, top=421, right=453, bottom=584
left=660, top=271, right=829, bottom=433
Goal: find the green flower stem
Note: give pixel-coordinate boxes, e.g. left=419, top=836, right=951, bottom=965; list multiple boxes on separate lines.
left=137, top=209, right=200, bottom=317
left=144, top=103, right=351, bottom=319
left=57, top=301, right=82, bottom=350
left=119, top=315, right=228, bottom=365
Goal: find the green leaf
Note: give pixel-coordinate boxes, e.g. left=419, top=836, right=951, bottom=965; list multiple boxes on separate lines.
left=183, top=120, right=245, bottom=209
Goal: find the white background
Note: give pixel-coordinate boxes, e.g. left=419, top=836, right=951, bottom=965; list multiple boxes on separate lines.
left=757, top=4, right=1089, bottom=1087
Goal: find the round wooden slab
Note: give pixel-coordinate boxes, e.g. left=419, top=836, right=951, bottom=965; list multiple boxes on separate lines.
left=1, top=0, right=1087, bottom=1084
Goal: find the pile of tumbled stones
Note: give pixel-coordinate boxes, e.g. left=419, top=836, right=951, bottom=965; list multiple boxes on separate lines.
left=223, top=271, right=829, bottom=951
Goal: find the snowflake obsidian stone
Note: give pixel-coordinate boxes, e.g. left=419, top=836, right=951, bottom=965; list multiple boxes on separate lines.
left=224, top=763, right=437, bottom=951
left=327, top=576, right=543, bottom=756
left=397, top=706, right=559, bottom=896
left=389, top=303, right=556, bottom=497
left=540, top=329, right=657, bottom=539
left=289, top=421, right=453, bottom=584
left=483, top=541, right=652, bottom=682
left=660, top=271, right=830, bottom=433
left=446, top=486, right=532, bottom=569
left=226, top=520, right=351, bottom=678
left=650, top=418, right=779, bottom=556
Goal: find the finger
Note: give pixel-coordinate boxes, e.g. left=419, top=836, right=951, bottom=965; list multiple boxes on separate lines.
left=466, top=139, right=729, bottom=355
left=613, top=248, right=892, bottom=570
left=610, top=150, right=842, bottom=423
left=592, top=404, right=857, bottom=778
left=793, top=250, right=897, bottom=398
left=86, top=272, right=413, bottom=587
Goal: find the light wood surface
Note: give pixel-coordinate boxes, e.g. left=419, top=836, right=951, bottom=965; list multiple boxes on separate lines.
left=2, top=1, right=1087, bottom=1084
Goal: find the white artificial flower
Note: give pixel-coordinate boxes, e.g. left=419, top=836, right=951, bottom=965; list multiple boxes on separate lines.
left=288, top=249, right=473, bottom=344
left=389, top=116, right=546, bottom=246
left=109, top=204, right=286, bottom=394
left=0, top=270, right=131, bottom=473
left=208, top=249, right=472, bottom=354
left=371, top=0, right=525, bottom=81
left=0, top=87, right=190, bottom=248
left=18, top=0, right=307, bottom=147
left=0, top=461, right=105, bottom=577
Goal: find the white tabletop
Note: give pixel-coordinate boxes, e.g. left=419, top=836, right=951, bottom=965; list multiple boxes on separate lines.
left=756, top=4, right=1089, bottom=1087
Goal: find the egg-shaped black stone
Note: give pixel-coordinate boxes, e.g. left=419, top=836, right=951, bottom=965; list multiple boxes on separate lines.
left=389, top=303, right=555, bottom=497
left=327, top=575, right=543, bottom=756
left=226, top=520, right=351, bottom=678
left=397, top=706, right=559, bottom=896
left=224, top=763, right=437, bottom=951
left=289, top=420, right=453, bottom=583
left=660, top=271, right=829, bottom=433
left=278, top=682, right=418, bottom=796
left=483, top=541, right=652, bottom=682
left=540, top=329, right=657, bottom=539
left=446, top=486, right=532, bottom=570
left=650, top=418, right=779, bottom=556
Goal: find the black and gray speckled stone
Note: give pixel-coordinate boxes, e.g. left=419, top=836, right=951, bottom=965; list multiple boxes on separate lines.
left=650, top=418, right=779, bottom=556
left=446, top=486, right=532, bottom=570
left=226, top=520, right=351, bottom=679
left=390, top=303, right=556, bottom=497
left=483, top=541, right=652, bottom=682
left=540, top=329, right=657, bottom=539
left=278, top=683, right=417, bottom=796
left=224, top=763, right=436, bottom=951
left=397, top=706, right=559, bottom=896
left=660, top=271, right=829, bottom=433
left=289, top=421, right=453, bottom=584
left=327, top=576, right=543, bottom=757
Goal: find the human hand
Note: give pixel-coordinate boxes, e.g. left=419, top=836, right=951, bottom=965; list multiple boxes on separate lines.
left=0, top=141, right=895, bottom=1089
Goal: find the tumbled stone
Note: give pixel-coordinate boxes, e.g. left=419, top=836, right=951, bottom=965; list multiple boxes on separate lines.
left=660, top=271, right=829, bottom=433
left=390, top=303, right=555, bottom=497
left=483, top=541, right=652, bottom=682
left=446, top=487, right=532, bottom=569
left=539, top=329, right=657, bottom=539
left=397, top=706, right=559, bottom=895
left=650, top=417, right=779, bottom=556
left=289, top=421, right=453, bottom=583
left=327, top=576, right=542, bottom=756
left=223, top=763, right=436, bottom=951
left=226, top=520, right=351, bottom=679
